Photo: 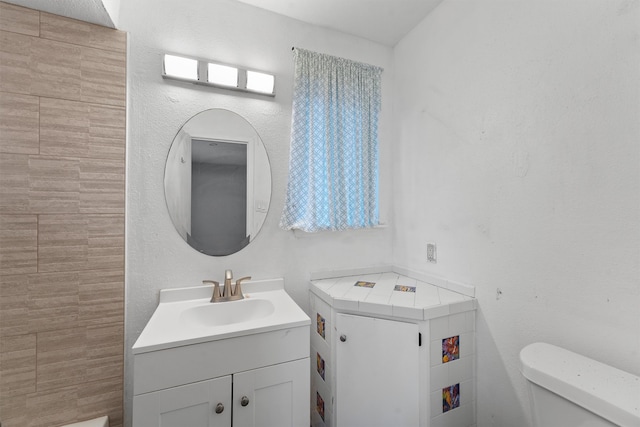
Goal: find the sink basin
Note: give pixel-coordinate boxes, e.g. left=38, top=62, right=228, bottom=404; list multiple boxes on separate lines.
left=132, top=278, right=311, bottom=354
left=180, top=298, right=275, bottom=327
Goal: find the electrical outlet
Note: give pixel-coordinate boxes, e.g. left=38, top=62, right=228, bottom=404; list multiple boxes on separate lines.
left=427, top=242, right=437, bottom=263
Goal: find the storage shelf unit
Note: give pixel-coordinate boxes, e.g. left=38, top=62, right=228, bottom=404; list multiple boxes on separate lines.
left=309, top=269, right=477, bottom=427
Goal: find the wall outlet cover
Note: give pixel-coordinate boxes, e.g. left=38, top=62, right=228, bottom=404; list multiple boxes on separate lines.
left=427, top=242, right=437, bottom=263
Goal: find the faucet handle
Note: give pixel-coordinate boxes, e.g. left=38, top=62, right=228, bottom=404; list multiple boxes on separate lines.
left=233, top=276, right=251, bottom=298
left=203, top=280, right=221, bottom=301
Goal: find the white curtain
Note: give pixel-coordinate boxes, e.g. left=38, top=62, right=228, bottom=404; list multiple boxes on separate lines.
left=280, top=48, right=383, bottom=232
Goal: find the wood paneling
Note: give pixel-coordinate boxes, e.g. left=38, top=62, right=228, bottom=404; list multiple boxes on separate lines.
left=0, top=3, right=126, bottom=425
left=25, top=386, right=79, bottom=427
left=40, top=12, right=126, bottom=53
left=0, top=92, right=39, bottom=154
left=40, top=97, right=90, bottom=157
left=80, top=158, right=125, bottom=214
left=0, top=214, right=37, bottom=274
left=28, top=271, right=80, bottom=332
left=87, top=214, right=125, bottom=270
left=0, top=2, right=39, bottom=36
left=79, top=269, right=124, bottom=325
left=81, top=46, right=126, bottom=107
left=37, top=214, right=88, bottom=272
left=28, top=156, right=81, bottom=213
left=0, top=275, right=29, bottom=337
left=78, top=376, right=124, bottom=426
left=85, top=323, right=124, bottom=383
left=0, top=334, right=36, bottom=397
left=36, top=327, right=87, bottom=391
left=31, top=37, right=82, bottom=100
left=39, top=11, right=92, bottom=46
left=0, top=30, right=33, bottom=94
left=0, top=153, right=30, bottom=213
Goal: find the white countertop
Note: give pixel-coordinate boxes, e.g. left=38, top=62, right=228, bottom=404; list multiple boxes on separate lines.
left=133, top=278, right=310, bottom=354
left=311, top=271, right=476, bottom=320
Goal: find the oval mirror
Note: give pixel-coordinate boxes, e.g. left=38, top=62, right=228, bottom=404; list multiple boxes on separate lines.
left=164, top=109, right=272, bottom=256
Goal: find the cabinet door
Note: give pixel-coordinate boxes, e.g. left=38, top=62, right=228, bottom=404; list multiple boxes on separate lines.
left=133, top=375, right=232, bottom=427
left=336, top=313, right=419, bottom=427
left=233, top=358, right=309, bottom=427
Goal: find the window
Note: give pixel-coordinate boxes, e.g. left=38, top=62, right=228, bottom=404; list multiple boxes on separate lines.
left=280, top=48, right=382, bottom=232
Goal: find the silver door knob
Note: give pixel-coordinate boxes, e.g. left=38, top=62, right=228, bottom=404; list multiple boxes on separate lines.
left=340, top=334, right=347, bottom=342
left=241, top=396, right=250, bottom=407
left=215, top=403, right=224, bottom=414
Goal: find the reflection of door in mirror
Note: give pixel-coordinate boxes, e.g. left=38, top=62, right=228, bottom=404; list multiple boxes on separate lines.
left=165, top=109, right=271, bottom=257
left=189, top=138, right=253, bottom=256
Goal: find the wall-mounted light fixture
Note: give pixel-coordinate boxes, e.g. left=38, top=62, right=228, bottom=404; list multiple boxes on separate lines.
left=162, top=53, right=275, bottom=97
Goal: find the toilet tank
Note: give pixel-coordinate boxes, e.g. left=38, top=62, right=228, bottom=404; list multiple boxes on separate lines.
left=520, top=342, right=640, bottom=427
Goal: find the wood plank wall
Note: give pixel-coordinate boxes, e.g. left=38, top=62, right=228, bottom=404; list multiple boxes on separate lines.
left=0, top=2, right=126, bottom=426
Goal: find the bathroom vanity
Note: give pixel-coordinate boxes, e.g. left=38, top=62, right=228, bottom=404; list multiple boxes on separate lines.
left=132, top=279, right=310, bottom=426
left=309, top=268, right=477, bottom=427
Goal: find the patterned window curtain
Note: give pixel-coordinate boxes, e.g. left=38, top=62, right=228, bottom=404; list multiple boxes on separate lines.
left=280, top=48, right=383, bottom=232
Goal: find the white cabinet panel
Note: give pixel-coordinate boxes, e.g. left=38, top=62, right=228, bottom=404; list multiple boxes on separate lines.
left=133, top=375, right=232, bottom=427
left=233, top=358, right=310, bottom=427
left=336, top=313, right=419, bottom=427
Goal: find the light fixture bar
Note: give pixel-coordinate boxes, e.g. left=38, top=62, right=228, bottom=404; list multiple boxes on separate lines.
left=246, top=70, right=275, bottom=94
left=162, top=53, right=275, bottom=97
left=207, top=63, right=239, bottom=87
left=163, top=54, right=199, bottom=81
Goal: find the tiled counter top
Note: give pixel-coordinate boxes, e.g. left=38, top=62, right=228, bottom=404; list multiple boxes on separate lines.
left=310, top=269, right=476, bottom=321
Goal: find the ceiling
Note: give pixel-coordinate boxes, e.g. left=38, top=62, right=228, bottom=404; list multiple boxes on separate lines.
left=5, top=0, right=444, bottom=46
left=233, top=0, right=445, bottom=46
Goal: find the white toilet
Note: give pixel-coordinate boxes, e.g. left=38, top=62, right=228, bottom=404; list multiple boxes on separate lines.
left=520, top=342, right=640, bottom=427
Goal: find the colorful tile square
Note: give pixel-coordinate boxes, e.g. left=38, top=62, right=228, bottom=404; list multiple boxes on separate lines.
left=394, top=284, right=416, bottom=292
left=317, top=313, right=325, bottom=339
left=442, top=383, right=460, bottom=413
left=316, top=352, right=325, bottom=381
left=442, top=335, right=459, bottom=363
left=354, top=280, right=376, bottom=288
left=316, top=391, right=325, bottom=421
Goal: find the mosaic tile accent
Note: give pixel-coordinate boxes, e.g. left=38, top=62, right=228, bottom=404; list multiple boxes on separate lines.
left=442, top=383, right=460, bottom=413
left=316, top=391, right=325, bottom=421
left=394, top=285, right=416, bottom=292
left=316, top=313, right=325, bottom=339
left=442, top=335, right=460, bottom=363
left=354, top=280, right=375, bottom=288
left=316, top=352, right=325, bottom=381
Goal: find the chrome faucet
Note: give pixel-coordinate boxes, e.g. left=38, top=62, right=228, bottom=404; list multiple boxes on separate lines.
left=202, top=280, right=221, bottom=302
left=203, top=269, right=251, bottom=303
left=223, top=269, right=233, bottom=298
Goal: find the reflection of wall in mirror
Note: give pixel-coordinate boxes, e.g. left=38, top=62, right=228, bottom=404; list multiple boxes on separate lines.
left=253, top=136, right=270, bottom=236
left=165, top=129, right=192, bottom=238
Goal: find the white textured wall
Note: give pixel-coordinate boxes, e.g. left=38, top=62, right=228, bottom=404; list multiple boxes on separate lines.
left=100, top=0, right=120, bottom=27
left=117, top=0, right=393, bottom=425
left=393, top=0, right=640, bottom=425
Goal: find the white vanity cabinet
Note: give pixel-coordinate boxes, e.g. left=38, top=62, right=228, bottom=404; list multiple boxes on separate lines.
left=132, top=279, right=311, bottom=427
left=133, top=358, right=308, bottom=427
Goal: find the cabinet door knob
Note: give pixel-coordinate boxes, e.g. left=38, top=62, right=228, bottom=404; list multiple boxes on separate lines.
left=215, top=403, right=224, bottom=414
left=340, top=334, right=347, bottom=342
left=241, top=396, right=250, bottom=407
